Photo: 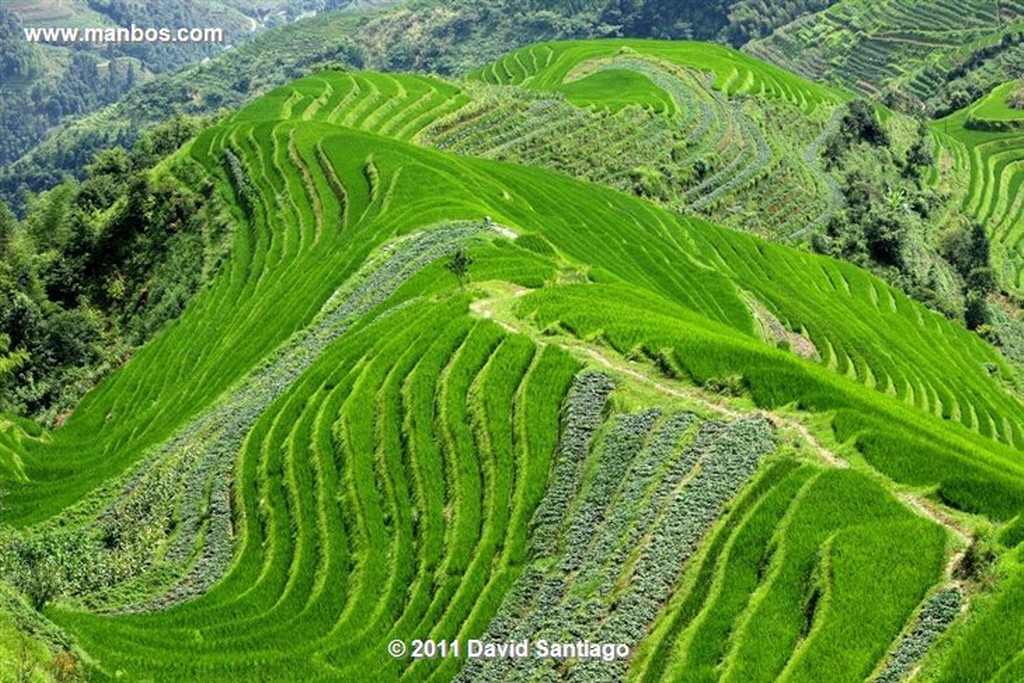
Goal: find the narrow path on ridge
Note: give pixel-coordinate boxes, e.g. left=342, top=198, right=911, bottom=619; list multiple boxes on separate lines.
left=467, top=288, right=975, bottom=585
left=581, top=343, right=974, bottom=582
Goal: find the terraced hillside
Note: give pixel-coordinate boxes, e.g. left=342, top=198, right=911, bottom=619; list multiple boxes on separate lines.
left=454, top=40, right=846, bottom=239
left=1, top=43, right=1023, bottom=682
left=747, top=0, right=1024, bottom=102
left=932, top=82, right=1024, bottom=293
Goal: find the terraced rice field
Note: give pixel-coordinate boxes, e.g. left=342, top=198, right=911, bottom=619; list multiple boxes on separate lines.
left=474, top=40, right=842, bottom=113
left=747, top=0, right=1024, bottom=101
left=634, top=465, right=946, bottom=683
left=932, top=84, right=1024, bottom=293
left=213, top=41, right=848, bottom=240
left=1, top=42, right=1022, bottom=681
left=454, top=40, right=846, bottom=238
left=968, top=80, right=1024, bottom=130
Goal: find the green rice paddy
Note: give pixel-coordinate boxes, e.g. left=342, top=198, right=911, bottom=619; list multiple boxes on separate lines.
left=1, top=40, right=1021, bottom=682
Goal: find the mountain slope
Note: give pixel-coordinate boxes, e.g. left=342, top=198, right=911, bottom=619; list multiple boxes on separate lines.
left=455, top=39, right=845, bottom=240
left=0, top=44, right=1021, bottom=681
left=746, top=0, right=1024, bottom=105
left=932, top=82, right=1024, bottom=294
left=0, top=0, right=858, bottom=208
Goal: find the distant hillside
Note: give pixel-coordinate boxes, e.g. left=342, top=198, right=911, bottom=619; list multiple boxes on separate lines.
left=0, top=0, right=844, bottom=209
left=931, top=39, right=1024, bottom=117
left=746, top=0, right=1024, bottom=108
left=0, top=0, right=254, bottom=168
left=453, top=42, right=1024, bottom=344
left=8, top=39, right=1022, bottom=430
left=462, top=39, right=844, bottom=239
left=6, top=0, right=1023, bottom=207
left=932, top=81, right=1024, bottom=294
left=0, top=0, right=394, bottom=180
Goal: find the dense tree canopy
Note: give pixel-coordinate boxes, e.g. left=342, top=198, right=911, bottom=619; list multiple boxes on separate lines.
left=0, top=117, right=226, bottom=421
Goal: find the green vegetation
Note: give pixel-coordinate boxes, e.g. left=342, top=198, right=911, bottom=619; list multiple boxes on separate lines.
left=1, top=5, right=139, bottom=169
left=1, top=1, right=399, bottom=171
left=457, top=42, right=1019, bottom=339
left=0, top=4, right=372, bottom=209
left=925, top=548, right=1024, bottom=682
left=650, top=469, right=946, bottom=683
left=0, top=116, right=230, bottom=422
left=811, top=101, right=998, bottom=327
left=875, top=587, right=962, bottom=683
left=1010, top=80, right=1024, bottom=109
left=461, top=408, right=781, bottom=681
left=746, top=0, right=1024, bottom=110
left=446, top=39, right=848, bottom=242
left=0, top=0, right=858, bottom=210
left=966, top=80, right=1024, bottom=131
left=474, top=39, right=841, bottom=110
left=0, top=32, right=1021, bottom=683
left=724, top=0, right=843, bottom=44
left=932, top=93, right=1024, bottom=296
left=0, top=0, right=261, bottom=169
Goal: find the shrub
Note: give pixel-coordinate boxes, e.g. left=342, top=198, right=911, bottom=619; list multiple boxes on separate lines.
left=446, top=247, right=474, bottom=284
left=49, top=651, right=83, bottom=683
left=964, top=291, right=990, bottom=330
left=704, top=374, right=746, bottom=396
left=1008, top=81, right=1024, bottom=110
left=843, top=100, right=889, bottom=148
left=954, top=538, right=998, bottom=585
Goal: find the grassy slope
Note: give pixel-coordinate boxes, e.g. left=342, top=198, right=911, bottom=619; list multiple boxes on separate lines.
left=470, top=41, right=1024, bottom=307
left=970, top=81, right=1024, bottom=123
left=472, top=39, right=844, bottom=112
left=0, top=0, right=263, bottom=167
left=0, top=42, right=1021, bottom=680
left=0, top=6, right=380, bottom=204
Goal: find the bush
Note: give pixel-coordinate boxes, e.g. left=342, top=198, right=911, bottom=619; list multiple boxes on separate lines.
left=445, top=247, right=474, bottom=284
left=49, top=651, right=83, bottom=683
left=964, top=291, right=990, bottom=330
left=843, top=100, right=889, bottom=148
left=864, top=213, right=905, bottom=268
left=704, top=374, right=746, bottom=396
left=1009, top=81, right=1024, bottom=110
left=954, top=538, right=998, bottom=584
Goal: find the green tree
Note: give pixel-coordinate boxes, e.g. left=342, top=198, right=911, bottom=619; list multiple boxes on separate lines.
left=0, top=333, right=28, bottom=410
left=842, top=100, right=889, bottom=147
left=904, top=121, right=934, bottom=177
left=445, top=248, right=474, bottom=285
left=864, top=211, right=905, bottom=268
left=25, top=183, right=76, bottom=251
left=940, top=222, right=991, bottom=283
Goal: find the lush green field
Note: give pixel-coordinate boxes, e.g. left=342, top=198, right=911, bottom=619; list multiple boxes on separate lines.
left=636, top=467, right=946, bottom=683
left=0, top=41, right=1022, bottom=681
left=969, top=81, right=1024, bottom=126
left=470, top=40, right=843, bottom=113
